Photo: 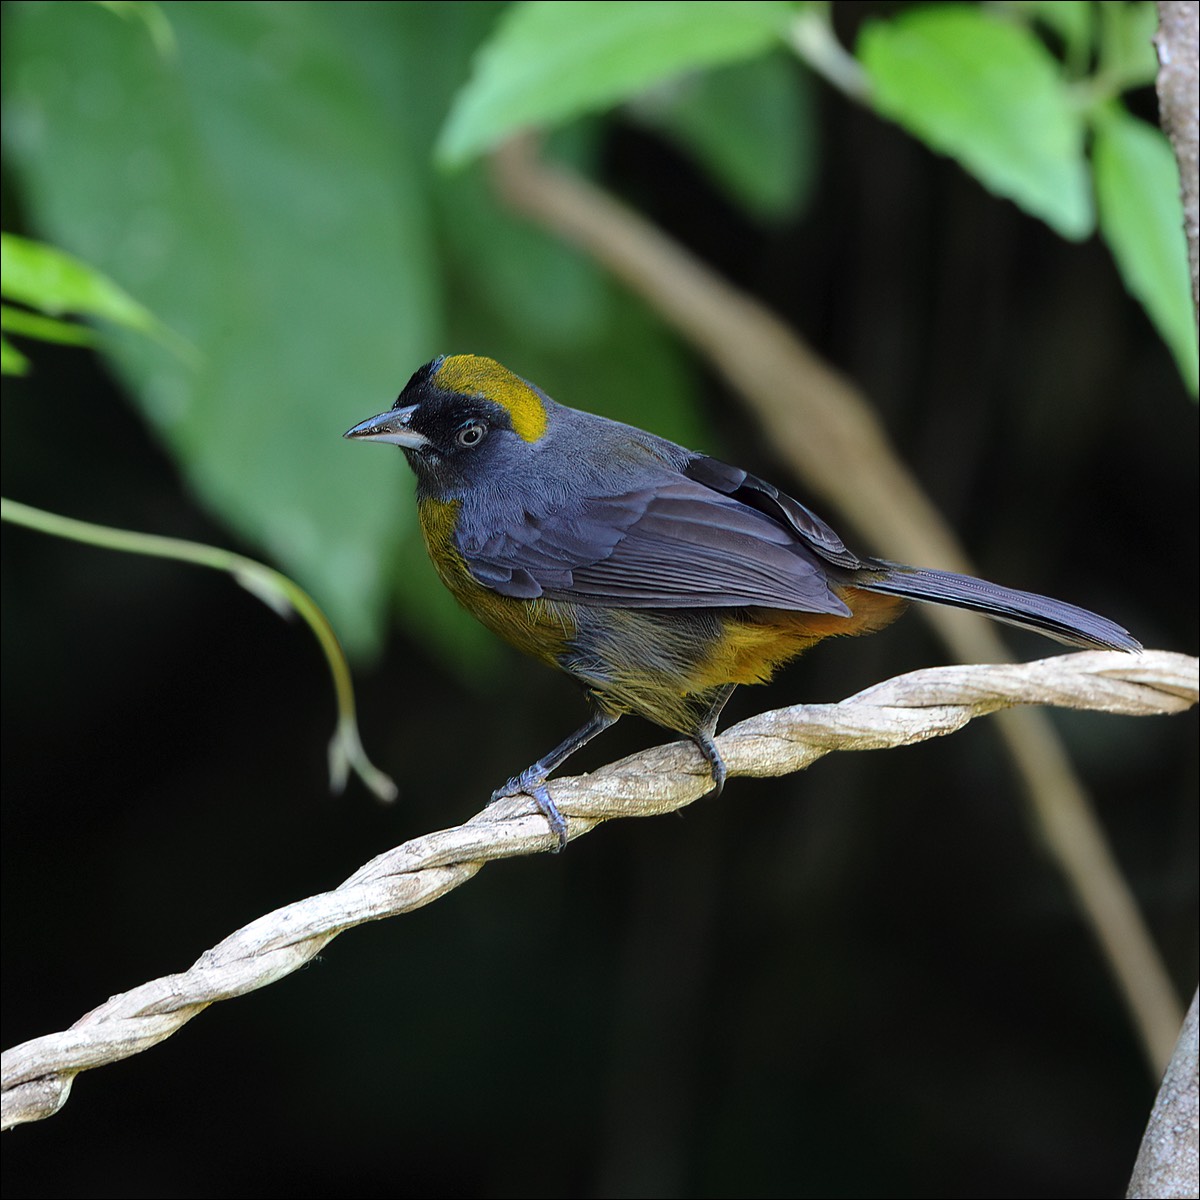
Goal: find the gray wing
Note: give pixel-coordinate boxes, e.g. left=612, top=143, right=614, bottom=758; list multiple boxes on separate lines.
left=460, top=459, right=856, bottom=615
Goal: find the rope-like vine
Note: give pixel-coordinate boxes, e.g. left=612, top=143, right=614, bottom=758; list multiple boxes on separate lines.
left=3, top=649, right=1196, bottom=1131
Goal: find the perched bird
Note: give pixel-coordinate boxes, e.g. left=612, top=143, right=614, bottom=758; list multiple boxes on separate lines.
left=346, top=354, right=1139, bottom=848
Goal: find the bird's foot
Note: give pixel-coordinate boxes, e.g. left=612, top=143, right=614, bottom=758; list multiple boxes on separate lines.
left=695, top=735, right=727, bottom=800
left=702, top=758, right=727, bottom=800
left=492, top=767, right=568, bottom=852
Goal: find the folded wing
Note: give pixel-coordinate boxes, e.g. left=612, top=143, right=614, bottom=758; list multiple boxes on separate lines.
left=461, top=470, right=852, bottom=614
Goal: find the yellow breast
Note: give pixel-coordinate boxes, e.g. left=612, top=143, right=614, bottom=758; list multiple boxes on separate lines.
left=418, top=497, right=573, bottom=667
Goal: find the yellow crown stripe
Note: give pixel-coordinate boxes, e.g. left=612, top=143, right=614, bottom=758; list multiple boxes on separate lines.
left=434, top=355, right=548, bottom=443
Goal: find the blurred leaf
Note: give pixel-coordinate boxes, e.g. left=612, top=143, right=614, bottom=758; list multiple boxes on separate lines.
left=2, top=0, right=717, bottom=676
left=1008, top=0, right=1094, bottom=66
left=858, top=6, right=1093, bottom=240
left=633, top=52, right=817, bottom=221
left=1092, top=105, right=1199, bottom=397
left=1, top=303, right=96, bottom=347
left=1, top=335, right=30, bottom=376
left=0, top=232, right=160, bottom=333
left=3, top=2, right=444, bottom=655
left=437, top=0, right=795, bottom=166
left=1096, top=1, right=1157, bottom=93
left=93, top=0, right=177, bottom=57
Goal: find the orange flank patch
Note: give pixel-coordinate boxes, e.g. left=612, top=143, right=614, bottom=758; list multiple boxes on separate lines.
left=690, top=588, right=908, bottom=690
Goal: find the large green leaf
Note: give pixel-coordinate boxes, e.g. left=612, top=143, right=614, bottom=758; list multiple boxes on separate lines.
left=1092, top=105, right=1199, bottom=397
left=3, top=1, right=713, bottom=674
left=858, top=6, right=1093, bottom=240
left=3, top=2, right=441, bottom=655
left=437, top=0, right=795, bottom=166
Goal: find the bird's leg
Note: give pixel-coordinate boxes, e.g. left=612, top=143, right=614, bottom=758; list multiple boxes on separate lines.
left=492, top=708, right=619, bottom=851
left=691, top=684, right=737, bottom=798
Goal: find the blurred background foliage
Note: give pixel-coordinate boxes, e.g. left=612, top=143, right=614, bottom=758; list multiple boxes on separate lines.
left=2, top=2, right=1196, bottom=1198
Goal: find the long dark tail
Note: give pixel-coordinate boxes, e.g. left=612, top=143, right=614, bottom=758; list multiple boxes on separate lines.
left=858, top=564, right=1141, bottom=652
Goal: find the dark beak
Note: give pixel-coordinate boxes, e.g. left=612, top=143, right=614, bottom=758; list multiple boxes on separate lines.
left=343, top=403, right=427, bottom=448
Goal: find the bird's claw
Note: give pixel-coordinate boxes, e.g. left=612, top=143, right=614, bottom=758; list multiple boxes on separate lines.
left=702, top=755, right=727, bottom=800
left=492, top=768, right=568, bottom=852
left=694, top=735, right=728, bottom=800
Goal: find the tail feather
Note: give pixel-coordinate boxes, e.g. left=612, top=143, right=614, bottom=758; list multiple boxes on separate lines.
left=859, top=565, right=1141, bottom=652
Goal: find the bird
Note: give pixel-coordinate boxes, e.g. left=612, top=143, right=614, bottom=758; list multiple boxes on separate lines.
left=345, top=354, right=1139, bottom=849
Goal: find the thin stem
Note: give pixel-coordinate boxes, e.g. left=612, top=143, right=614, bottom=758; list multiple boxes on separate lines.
left=787, top=5, right=871, bottom=103
left=1, top=497, right=397, bottom=802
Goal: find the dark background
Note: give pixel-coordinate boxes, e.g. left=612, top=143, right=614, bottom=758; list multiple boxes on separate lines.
left=3, top=5, right=1197, bottom=1199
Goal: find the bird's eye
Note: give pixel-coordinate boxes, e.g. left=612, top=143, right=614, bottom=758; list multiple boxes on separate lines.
left=455, top=421, right=487, bottom=448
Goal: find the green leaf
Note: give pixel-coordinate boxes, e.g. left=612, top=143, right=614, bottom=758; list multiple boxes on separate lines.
left=1, top=303, right=97, bottom=347
left=1, top=335, right=30, bottom=376
left=2, top=0, right=717, bottom=674
left=3, top=2, right=445, bottom=656
left=1092, top=105, right=1199, bottom=396
left=0, top=232, right=160, bottom=334
left=93, top=0, right=177, bottom=57
left=1007, top=1, right=1094, bottom=69
left=1096, top=1, right=1158, bottom=93
left=633, top=52, right=817, bottom=221
left=858, top=6, right=1093, bottom=239
left=437, top=0, right=795, bottom=166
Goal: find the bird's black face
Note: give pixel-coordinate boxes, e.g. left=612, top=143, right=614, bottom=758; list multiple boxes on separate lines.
left=400, top=389, right=524, bottom=494
left=345, top=359, right=540, bottom=498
